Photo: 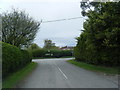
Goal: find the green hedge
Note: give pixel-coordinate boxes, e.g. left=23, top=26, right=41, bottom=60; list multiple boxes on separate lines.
left=31, top=49, right=73, bottom=58
left=32, top=49, right=47, bottom=57
left=20, top=50, right=32, bottom=67
left=74, top=43, right=120, bottom=67
left=2, top=42, right=32, bottom=78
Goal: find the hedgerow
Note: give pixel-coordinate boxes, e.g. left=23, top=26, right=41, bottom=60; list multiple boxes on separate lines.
left=31, top=49, right=73, bottom=58
left=2, top=42, right=32, bottom=78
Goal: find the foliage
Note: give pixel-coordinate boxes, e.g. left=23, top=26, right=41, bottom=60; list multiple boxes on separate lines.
left=27, top=43, right=40, bottom=51
left=27, top=43, right=73, bottom=58
left=2, top=42, right=32, bottom=78
left=32, top=48, right=47, bottom=58
left=49, top=49, right=73, bottom=58
left=43, top=39, right=59, bottom=49
left=74, top=2, right=120, bottom=66
left=31, top=48, right=73, bottom=58
left=2, top=9, right=40, bottom=48
left=21, top=50, right=32, bottom=66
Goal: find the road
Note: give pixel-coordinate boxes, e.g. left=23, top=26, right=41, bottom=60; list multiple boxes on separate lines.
left=16, top=58, right=118, bottom=88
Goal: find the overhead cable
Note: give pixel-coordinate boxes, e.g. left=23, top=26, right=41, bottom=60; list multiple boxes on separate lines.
left=42, top=16, right=83, bottom=23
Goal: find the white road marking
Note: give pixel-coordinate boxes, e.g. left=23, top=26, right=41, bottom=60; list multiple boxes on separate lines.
left=58, top=67, right=68, bottom=80
left=54, top=62, right=68, bottom=80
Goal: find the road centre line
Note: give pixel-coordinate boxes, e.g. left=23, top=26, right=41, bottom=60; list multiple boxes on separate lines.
left=58, top=67, right=68, bottom=80
left=54, top=62, right=68, bottom=80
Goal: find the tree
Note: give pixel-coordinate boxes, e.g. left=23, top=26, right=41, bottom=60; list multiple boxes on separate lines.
left=74, top=1, right=120, bottom=66
left=28, top=43, right=40, bottom=51
left=80, top=2, right=120, bottom=48
left=2, top=9, right=41, bottom=48
left=43, top=39, right=58, bottom=49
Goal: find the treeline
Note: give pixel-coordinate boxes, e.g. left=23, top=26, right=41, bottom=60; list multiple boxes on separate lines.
left=28, top=43, right=73, bottom=58
left=74, top=2, right=120, bottom=66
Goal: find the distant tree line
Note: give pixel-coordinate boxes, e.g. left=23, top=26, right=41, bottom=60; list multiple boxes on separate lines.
left=74, top=2, right=120, bottom=66
left=28, top=40, right=73, bottom=58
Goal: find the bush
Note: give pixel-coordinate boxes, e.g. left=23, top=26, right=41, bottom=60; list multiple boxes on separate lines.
left=2, top=42, right=32, bottom=78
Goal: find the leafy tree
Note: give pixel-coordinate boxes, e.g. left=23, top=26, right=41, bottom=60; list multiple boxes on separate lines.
left=2, top=9, right=41, bottom=48
left=74, top=1, right=120, bottom=66
left=43, top=39, right=59, bottom=49
left=28, top=43, right=40, bottom=51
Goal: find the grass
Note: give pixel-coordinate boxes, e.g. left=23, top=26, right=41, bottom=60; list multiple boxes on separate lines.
left=2, top=62, right=37, bottom=88
left=67, top=59, right=118, bottom=75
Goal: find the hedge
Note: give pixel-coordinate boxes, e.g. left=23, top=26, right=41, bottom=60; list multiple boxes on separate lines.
left=32, top=49, right=47, bottom=58
left=74, top=46, right=120, bottom=67
left=31, top=49, right=73, bottom=58
left=2, top=42, right=32, bottom=78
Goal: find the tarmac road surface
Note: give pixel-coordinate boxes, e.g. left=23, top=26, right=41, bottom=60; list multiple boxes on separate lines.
left=16, top=58, right=118, bottom=88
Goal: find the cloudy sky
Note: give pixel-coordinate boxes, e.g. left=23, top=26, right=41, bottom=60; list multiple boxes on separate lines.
left=1, top=0, right=85, bottom=47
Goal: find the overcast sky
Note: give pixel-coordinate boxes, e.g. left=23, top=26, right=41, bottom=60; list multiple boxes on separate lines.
left=1, top=0, right=85, bottom=47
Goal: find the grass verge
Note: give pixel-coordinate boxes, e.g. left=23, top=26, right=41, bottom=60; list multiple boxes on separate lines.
left=2, top=62, right=37, bottom=88
left=67, top=59, right=118, bottom=75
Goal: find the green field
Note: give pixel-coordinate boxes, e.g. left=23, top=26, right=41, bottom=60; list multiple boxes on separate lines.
left=67, top=60, right=119, bottom=75
left=2, top=62, right=37, bottom=88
